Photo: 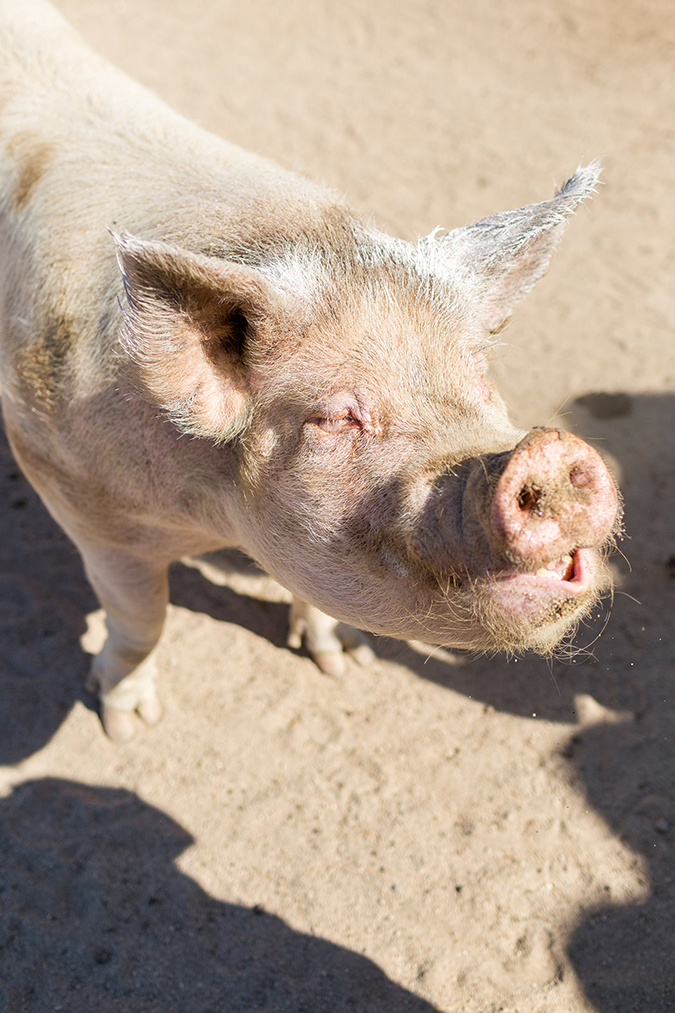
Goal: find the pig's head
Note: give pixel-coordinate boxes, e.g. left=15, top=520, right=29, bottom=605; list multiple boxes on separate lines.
left=116, top=162, right=620, bottom=654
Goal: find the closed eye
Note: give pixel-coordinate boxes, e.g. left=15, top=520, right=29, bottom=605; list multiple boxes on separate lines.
left=306, top=409, right=363, bottom=434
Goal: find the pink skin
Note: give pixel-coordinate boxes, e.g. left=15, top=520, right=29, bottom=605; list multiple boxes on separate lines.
left=484, top=429, right=619, bottom=623
left=489, top=548, right=598, bottom=622
left=491, top=429, right=618, bottom=563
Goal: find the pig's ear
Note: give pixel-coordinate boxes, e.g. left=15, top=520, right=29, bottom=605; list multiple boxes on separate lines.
left=434, top=163, right=600, bottom=335
left=113, top=233, right=292, bottom=442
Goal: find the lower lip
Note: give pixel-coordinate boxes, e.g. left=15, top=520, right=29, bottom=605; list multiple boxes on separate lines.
left=496, top=548, right=594, bottom=599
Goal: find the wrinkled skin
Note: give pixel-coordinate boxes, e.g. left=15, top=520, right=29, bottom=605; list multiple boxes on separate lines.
left=0, top=0, right=620, bottom=741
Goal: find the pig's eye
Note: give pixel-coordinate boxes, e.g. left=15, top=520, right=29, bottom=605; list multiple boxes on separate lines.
left=306, top=409, right=363, bottom=434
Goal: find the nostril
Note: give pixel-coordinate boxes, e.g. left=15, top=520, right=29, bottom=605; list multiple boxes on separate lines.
left=568, top=464, right=589, bottom=489
left=517, top=484, right=541, bottom=513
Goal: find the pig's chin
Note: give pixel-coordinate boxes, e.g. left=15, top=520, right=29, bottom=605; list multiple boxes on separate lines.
left=464, top=547, right=610, bottom=654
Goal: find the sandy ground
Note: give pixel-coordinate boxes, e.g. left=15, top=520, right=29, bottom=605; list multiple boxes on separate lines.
left=1, top=1, right=675, bottom=1010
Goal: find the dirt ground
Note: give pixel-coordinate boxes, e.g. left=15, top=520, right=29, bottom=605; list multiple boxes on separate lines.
left=1, top=1, right=675, bottom=1010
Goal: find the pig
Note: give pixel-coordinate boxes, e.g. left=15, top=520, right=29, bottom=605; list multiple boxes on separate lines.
left=0, top=0, right=620, bottom=742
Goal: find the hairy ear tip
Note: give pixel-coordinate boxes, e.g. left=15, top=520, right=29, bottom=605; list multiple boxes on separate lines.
left=109, top=230, right=151, bottom=278
left=108, top=227, right=135, bottom=248
left=556, top=160, right=603, bottom=204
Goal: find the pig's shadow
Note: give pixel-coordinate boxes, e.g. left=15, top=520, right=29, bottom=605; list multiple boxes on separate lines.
left=169, top=551, right=291, bottom=650
left=566, top=716, right=675, bottom=1011
left=0, top=428, right=99, bottom=766
left=0, top=777, right=440, bottom=1012
left=556, top=392, right=675, bottom=1012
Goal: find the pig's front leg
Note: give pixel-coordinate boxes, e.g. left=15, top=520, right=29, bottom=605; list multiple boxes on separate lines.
left=287, top=598, right=375, bottom=676
left=79, top=546, right=169, bottom=743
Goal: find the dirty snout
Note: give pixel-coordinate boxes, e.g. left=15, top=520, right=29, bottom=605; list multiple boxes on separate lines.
left=486, top=428, right=619, bottom=571
left=404, top=427, right=620, bottom=653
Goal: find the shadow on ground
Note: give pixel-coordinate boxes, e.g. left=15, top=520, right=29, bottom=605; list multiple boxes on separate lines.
left=0, top=429, right=98, bottom=765
left=559, top=392, right=675, bottom=1012
left=0, top=777, right=440, bottom=1013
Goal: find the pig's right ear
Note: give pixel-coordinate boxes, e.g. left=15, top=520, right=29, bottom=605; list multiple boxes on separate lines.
left=433, top=163, right=600, bottom=336
left=113, top=233, right=293, bottom=442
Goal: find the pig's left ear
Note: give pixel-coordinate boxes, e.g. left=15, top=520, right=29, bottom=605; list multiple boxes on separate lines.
left=433, top=162, right=600, bottom=335
left=113, top=233, right=295, bottom=442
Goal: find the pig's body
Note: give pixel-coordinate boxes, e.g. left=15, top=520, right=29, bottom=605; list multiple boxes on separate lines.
left=0, top=0, right=619, bottom=741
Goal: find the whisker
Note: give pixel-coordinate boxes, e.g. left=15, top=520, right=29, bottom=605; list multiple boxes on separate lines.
left=612, top=543, right=632, bottom=572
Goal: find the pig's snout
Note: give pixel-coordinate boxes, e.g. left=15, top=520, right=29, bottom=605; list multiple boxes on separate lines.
left=489, top=428, right=618, bottom=567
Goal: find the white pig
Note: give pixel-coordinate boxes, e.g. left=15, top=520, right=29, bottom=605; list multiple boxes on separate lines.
left=0, top=0, right=619, bottom=740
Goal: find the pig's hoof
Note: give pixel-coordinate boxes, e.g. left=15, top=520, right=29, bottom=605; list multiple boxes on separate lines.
left=138, top=694, right=162, bottom=726
left=286, top=629, right=303, bottom=650
left=312, top=650, right=346, bottom=677
left=100, top=695, right=161, bottom=742
left=336, top=624, right=375, bottom=667
left=101, top=705, right=138, bottom=744
left=347, top=642, right=376, bottom=667
left=310, top=629, right=375, bottom=675
left=287, top=600, right=376, bottom=674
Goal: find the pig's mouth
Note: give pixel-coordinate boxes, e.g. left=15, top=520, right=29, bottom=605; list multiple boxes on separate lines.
left=472, top=545, right=609, bottom=650
left=534, top=552, right=577, bottom=582
left=490, top=547, right=597, bottom=607
left=497, top=547, right=589, bottom=593
left=395, top=542, right=609, bottom=656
